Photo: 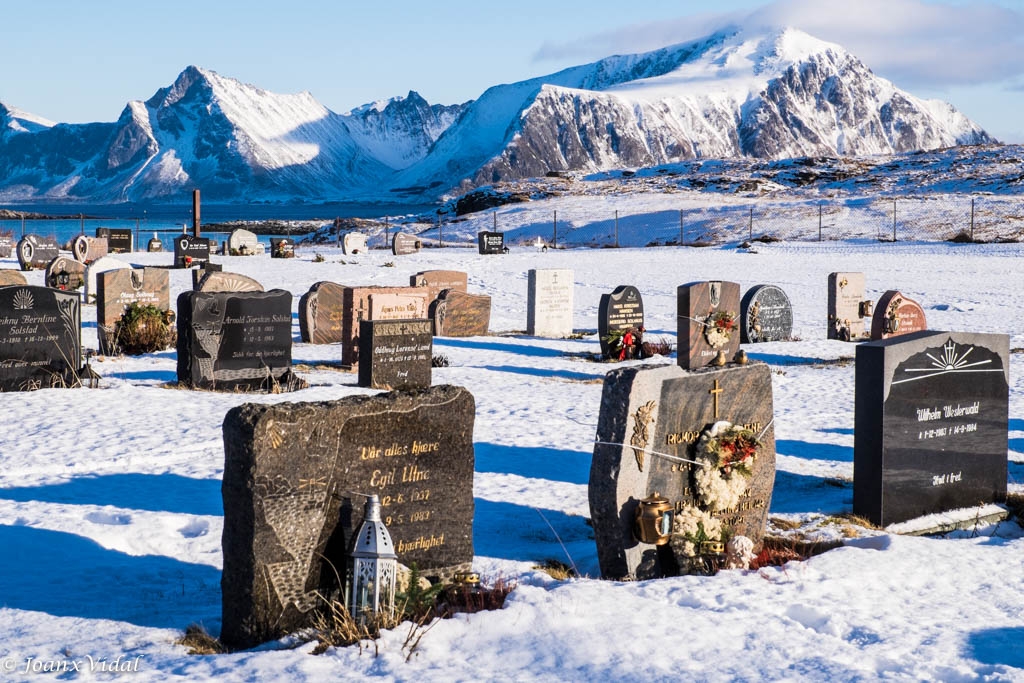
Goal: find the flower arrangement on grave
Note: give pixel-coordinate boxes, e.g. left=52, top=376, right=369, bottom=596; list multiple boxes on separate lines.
left=183, top=255, right=193, bottom=268
left=602, top=326, right=646, bottom=361
left=114, top=303, right=177, bottom=355
left=883, top=297, right=902, bottom=334
left=693, top=420, right=759, bottom=512
left=703, top=310, right=736, bottom=348
left=671, top=505, right=724, bottom=558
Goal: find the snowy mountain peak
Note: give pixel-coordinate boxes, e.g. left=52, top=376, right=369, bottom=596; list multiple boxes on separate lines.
left=0, top=102, right=55, bottom=136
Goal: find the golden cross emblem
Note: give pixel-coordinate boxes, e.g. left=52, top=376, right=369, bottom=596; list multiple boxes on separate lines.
left=709, top=379, right=723, bottom=419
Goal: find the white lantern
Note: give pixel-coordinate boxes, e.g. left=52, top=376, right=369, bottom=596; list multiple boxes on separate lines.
left=348, top=494, right=398, bottom=622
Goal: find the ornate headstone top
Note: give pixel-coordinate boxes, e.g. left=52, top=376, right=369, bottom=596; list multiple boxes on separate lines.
left=870, top=290, right=927, bottom=340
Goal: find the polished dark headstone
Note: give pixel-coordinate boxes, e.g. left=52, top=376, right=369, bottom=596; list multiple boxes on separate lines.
left=96, top=227, right=133, bottom=254
left=598, top=285, right=644, bottom=359
left=740, top=285, right=793, bottom=343
left=854, top=331, right=1008, bottom=526
left=173, top=235, right=211, bottom=268
left=16, top=234, right=60, bottom=271
left=477, top=231, right=504, bottom=255
left=270, top=238, right=295, bottom=259
left=358, top=319, right=433, bottom=390
left=0, top=285, right=83, bottom=391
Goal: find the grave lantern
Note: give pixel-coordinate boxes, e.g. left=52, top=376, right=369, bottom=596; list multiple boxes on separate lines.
left=348, top=494, right=397, bottom=622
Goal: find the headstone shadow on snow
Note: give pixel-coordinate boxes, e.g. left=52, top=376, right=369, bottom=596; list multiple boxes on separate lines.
left=475, top=443, right=590, bottom=485
left=0, top=524, right=220, bottom=629
left=769, top=470, right=851, bottom=515
left=0, top=473, right=222, bottom=516
left=102, top=369, right=179, bottom=382
left=776, top=439, right=853, bottom=462
left=966, top=627, right=1024, bottom=668
left=434, top=337, right=564, bottom=357
left=473, top=499, right=593, bottom=567
left=479, top=364, right=600, bottom=383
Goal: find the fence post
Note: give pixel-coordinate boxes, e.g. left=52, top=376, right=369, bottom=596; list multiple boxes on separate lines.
left=679, top=209, right=684, bottom=246
left=437, top=211, right=443, bottom=249
left=614, top=210, right=619, bottom=248
left=493, top=211, right=497, bottom=232
left=749, top=206, right=753, bottom=240
left=553, top=210, right=557, bottom=248
left=892, top=198, right=897, bottom=242
left=818, top=203, right=823, bottom=242
left=970, top=197, right=975, bottom=241
left=384, top=216, right=389, bottom=248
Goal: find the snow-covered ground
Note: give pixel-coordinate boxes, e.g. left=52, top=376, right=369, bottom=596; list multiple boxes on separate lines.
left=1, top=225, right=1023, bottom=681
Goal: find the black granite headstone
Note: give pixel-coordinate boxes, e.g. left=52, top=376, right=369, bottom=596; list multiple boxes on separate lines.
left=358, top=319, right=433, bottom=390
left=740, top=285, right=794, bottom=343
left=173, top=235, right=211, bottom=268
left=477, top=231, right=504, bottom=255
left=0, top=285, right=83, bottom=391
left=176, top=289, right=303, bottom=392
left=598, top=285, right=644, bottom=359
left=854, top=331, right=1009, bottom=526
left=16, top=235, right=60, bottom=271
left=221, top=384, right=476, bottom=648
left=95, top=227, right=133, bottom=253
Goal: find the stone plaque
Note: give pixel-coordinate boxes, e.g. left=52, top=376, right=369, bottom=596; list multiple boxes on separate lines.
left=0, top=232, right=13, bottom=258
left=828, top=272, right=870, bottom=341
left=677, top=281, right=741, bottom=370
left=0, top=270, right=27, bottom=287
left=176, top=289, right=302, bottom=392
left=72, top=235, right=108, bottom=264
left=358, top=319, right=433, bottom=390
left=392, top=232, right=422, bottom=256
left=854, top=331, right=1008, bottom=527
left=0, top=285, right=83, bottom=391
left=871, top=290, right=927, bottom=340
left=598, top=285, right=644, bottom=359
left=173, top=235, right=212, bottom=268
left=298, top=281, right=345, bottom=345
left=527, top=269, right=574, bottom=338
left=96, top=268, right=171, bottom=355
left=16, top=234, right=60, bottom=271
left=147, top=234, right=163, bottom=253
left=342, top=232, right=368, bottom=255
left=740, top=285, right=793, bottom=343
left=84, top=256, right=133, bottom=304
left=410, top=270, right=468, bottom=307
left=432, top=290, right=491, bottom=337
left=228, top=228, right=264, bottom=255
left=196, top=271, right=265, bottom=293
left=44, top=256, right=86, bottom=291
left=220, top=384, right=475, bottom=648
left=477, top=231, right=504, bottom=255
left=341, top=286, right=434, bottom=367
left=270, top=238, right=295, bottom=259
left=369, top=291, right=428, bottom=321
left=96, top=227, right=133, bottom=253
left=590, top=362, right=775, bottom=579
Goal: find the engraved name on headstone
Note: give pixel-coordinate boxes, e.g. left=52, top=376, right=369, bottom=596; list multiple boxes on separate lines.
left=870, top=290, right=927, bottom=341
left=16, top=235, right=60, bottom=271
left=740, top=285, right=794, bottom=343
left=527, top=269, right=574, bottom=338
left=828, top=272, right=871, bottom=341
left=174, top=235, right=212, bottom=269
left=392, top=232, right=422, bottom=256
left=477, top=231, right=504, bottom=255
left=96, top=228, right=133, bottom=254
left=96, top=268, right=171, bottom=355
left=0, top=285, right=83, bottom=391
left=358, top=319, right=433, bottom=390
left=598, top=285, right=644, bottom=360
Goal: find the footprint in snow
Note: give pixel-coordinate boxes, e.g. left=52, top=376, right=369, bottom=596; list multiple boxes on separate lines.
left=179, top=520, right=209, bottom=538
left=85, top=511, right=132, bottom=525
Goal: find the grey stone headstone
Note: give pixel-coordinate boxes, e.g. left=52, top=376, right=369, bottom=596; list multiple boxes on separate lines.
left=72, top=235, right=108, bottom=264
left=677, top=281, right=741, bottom=370
left=0, top=233, right=14, bottom=258
left=147, top=234, right=163, bottom=253
left=298, top=281, right=345, bottom=344
left=358, top=319, right=433, bottom=390
left=176, top=289, right=302, bottom=392
left=228, top=229, right=264, bottom=255
left=527, top=269, right=574, bottom=337
left=828, top=272, right=870, bottom=341
left=431, top=290, right=491, bottom=337
left=854, top=331, right=1008, bottom=526
left=196, top=271, right=264, bottom=293
left=392, top=232, right=422, bottom=256
left=84, top=256, right=133, bottom=304
left=590, top=362, right=775, bottom=579
left=220, top=384, right=476, bottom=648
left=0, top=285, right=83, bottom=390
left=740, top=285, right=793, bottom=343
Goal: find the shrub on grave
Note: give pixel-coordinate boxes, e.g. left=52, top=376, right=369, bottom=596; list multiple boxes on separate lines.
left=114, top=302, right=177, bottom=355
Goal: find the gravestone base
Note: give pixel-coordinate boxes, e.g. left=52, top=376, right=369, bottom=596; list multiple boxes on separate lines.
left=590, top=362, right=775, bottom=580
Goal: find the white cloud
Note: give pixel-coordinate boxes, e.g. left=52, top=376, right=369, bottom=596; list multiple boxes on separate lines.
left=532, top=0, right=1024, bottom=89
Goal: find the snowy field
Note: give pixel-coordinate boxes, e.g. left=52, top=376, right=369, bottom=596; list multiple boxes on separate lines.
left=1, top=234, right=1023, bottom=681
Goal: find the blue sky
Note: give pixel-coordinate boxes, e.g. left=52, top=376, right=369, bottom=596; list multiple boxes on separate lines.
left=3, top=0, right=1023, bottom=142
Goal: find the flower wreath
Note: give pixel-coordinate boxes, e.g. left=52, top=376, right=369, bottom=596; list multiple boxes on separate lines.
left=693, top=420, right=759, bottom=512
left=703, top=310, right=736, bottom=349
left=602, top=326, right=645, bottom=361
left=672, top=505, right=723, bottom=558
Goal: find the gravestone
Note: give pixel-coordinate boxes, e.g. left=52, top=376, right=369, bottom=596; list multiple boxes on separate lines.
left=176, top=289, right=304, bottom=392
left=228, top=229, right=264, bottom=255
left=147, top=234, right=163, bottom=253
left=95, top=227, right=133, bottom=253
left=598, top=285, right=644, bottom=360
left=72, top=235, right=108, bottom=264
left=590, top=362, right=775, bottom=579
left=16, top=235, right=60, bottom=271
left=96, top=268, right=171, bottom=355
left=173, top=235, right=212, bottom=268
left=44, top=256, right=86, bottom=291
left=369, top=291, right=428, bottom=321
left=677, top=281, right=742, bottom=370
left=854, top=331, right=1008, bottom=526
left=342, top=232, right=368, bottom=255
left=0, top=285, right=84, bottom=390
left=410, top=270, right=468, bottom=307
left=432, top=290, right=491, bottom=337
left=340, top=286, right=433, bottom=367
left=196, top=271, right=264, bottom=293
left=358, top=319, right=433, bottom=390
left=527, top=269, right=574, bottom=337
left=477, top=231, right=504, bottom=255
left=84, top=256, right=133, bottom=304
left=220, top=384, right=475, bottom=648
left=392, top=232, right=422, bottom=256
left=270, top=238, right=295, bottom=259
left=870, top=290, right=927, bottom=341
left=828, top=272, right=872, bottom=341
left=0, top=270, right=27, bottom=287
left=0, top=232, right=14, bottom=258
left=740, top=285, right=793, bottom=343
left=298, top=281, right=345, bottom=344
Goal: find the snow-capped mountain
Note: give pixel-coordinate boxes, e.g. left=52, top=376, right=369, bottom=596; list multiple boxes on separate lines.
left=0, top=27, right=995, bottom=204
left=395, top=27, right=992, bottom=196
